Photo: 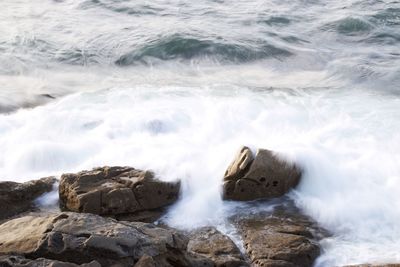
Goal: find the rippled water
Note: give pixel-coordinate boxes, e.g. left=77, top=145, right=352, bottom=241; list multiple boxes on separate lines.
left=1, top=0, right=400, bottom=266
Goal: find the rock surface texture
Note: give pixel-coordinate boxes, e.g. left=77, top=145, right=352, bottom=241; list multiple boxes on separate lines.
left=343, top=265, right=400, bottom=267
left=0, top=255, right=100, bottom=267
left=223, top=146, right=302, bottom=201
left=238, top=217, right=320, bottom=267
left=59, top=166, right=180, bottom=221
left=187, top=227, right=248, bottom=267
left=0, top=212, right=212, bottom=267
left=0, top=177, right=57, bottom=221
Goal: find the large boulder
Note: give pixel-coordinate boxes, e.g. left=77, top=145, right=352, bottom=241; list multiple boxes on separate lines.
left=223, top=146, right=301, bottom=201
left=0, top=177, right=57, bottom=222
left=187, top=227, right=248, bottom=267
left=0, top=212, right=212, bottom=266
left=59, top=166, right=180, bottom=222
left=0, top=255, right=100, bottom=267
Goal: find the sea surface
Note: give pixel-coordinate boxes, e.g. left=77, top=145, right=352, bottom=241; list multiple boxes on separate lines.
left=1, top=0, right=400, bottom=266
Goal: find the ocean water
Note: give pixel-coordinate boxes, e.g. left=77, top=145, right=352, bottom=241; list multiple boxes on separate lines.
left=1, top=0, right=400, bottom=266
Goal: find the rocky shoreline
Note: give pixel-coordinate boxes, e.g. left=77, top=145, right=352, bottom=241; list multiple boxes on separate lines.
left=0, top=147, right=394, bottom=267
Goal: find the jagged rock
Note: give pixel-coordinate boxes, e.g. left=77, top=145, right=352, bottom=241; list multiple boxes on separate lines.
left=223, top=146, right=302, bottom=201
left=0, top=255, right=100, bottom=267
left=234, top=209, right=321, bottom=267
left=0, top=177, right=57, bottom=221
left=59, top=166, right=180, bottom=221
left=187, top=227, right=248, bottom=267
left=0, top=212, right=212, bottom=267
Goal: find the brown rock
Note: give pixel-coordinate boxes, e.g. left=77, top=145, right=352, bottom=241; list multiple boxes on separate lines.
left=236, top=213, right=320, bottom=267
left=223, top=146, right=301, bottom=201
left=187, top=227, right=248, bottom=267
left=0, top=255, right=100, bottom=267
left=134, top=255, right=156, bottom=267
left=0, top=212, right=212, bottom=267
left=59, top=166, right=180, bottom=221
left=0, top=177, right=57, bottom=221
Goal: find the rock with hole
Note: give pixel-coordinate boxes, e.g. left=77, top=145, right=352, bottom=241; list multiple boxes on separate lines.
left=223, top=146, right=301, bottom=201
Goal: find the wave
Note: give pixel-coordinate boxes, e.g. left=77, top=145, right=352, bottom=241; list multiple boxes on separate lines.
left=79, top=0, right=163, bottom=16
left=115, top=35, right=292, bottom=66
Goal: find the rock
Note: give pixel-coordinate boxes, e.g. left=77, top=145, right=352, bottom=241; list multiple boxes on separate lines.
left=233, top=208, right=321, bottom=267
left=0, top=212, right=212, bottom=267
left=59, top=166, right=180, bottom=221
left=223, top=146, right=301, bottom=201
left=0, top=255, right=100, bottom=267
left=134, top=255, right=156, bottom=267
left=0, top=177, right=57, bottom=221
left=187, top=227, right=248, bottom=267
left=343, top=265, right=400, bottom=267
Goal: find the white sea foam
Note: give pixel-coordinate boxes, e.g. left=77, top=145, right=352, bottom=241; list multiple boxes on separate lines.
left=0, top=85, right=399, bottom=265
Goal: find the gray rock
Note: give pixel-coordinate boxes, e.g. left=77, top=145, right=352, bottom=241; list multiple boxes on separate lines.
left=0, top=177, right=57, bottom=222
left=0, top=212, right=211, bottom=267
left=223, top=146, right=301, bottom=201
left=59, top=166, right=180, bottom=222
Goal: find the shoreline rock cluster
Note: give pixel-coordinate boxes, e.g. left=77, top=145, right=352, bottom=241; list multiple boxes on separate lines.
left=0, top=146, right=391, bottom=267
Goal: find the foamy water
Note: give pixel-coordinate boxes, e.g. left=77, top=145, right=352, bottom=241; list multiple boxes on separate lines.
left=2, top=0, right=400, bottom=266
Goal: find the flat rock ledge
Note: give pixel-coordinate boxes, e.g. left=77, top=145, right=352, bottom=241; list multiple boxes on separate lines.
left=0, top=177, right=57, bottom=222
left=0, top=212, right=214, bottom=267
left=223, top=146, right=302, bottom=201
left=59, top=166, right=180, bottom=222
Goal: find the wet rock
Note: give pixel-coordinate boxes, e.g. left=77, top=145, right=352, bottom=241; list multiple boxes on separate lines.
left=234, top=210, right=321, bottom=267
left=134, top=255, right=156, bottom=267
left=0, top=177, right=57, bottom=221
left=223, top=146, right=301, bottom=201
left=343, top=264, right=400, bottom=267
left=59, top=166, right=180, bottom=222
left=0, top=212, right=211, bottom=267
left=187, top=227, right=248, bottom=267
left=0, top=255, right=100, bottom=267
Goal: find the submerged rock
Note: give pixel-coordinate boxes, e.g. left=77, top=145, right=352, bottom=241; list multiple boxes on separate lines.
left=0, top=177, right=57, bottom=222
left=0, top=212, right=211, bottom=266
left=59, top=166, right=180, bottom=222
left=223, top=146, right=301, bottom=201
left=188, top=227, right=248, bottom=267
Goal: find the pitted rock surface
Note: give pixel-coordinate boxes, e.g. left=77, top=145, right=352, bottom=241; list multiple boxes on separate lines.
left=223, top=146, right=301, bottom=201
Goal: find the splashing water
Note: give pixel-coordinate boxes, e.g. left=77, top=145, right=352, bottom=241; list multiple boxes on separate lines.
left=2, top=0, right=400, bottom=266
